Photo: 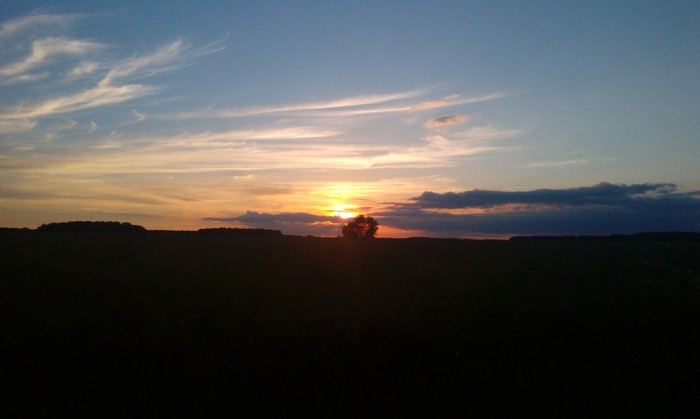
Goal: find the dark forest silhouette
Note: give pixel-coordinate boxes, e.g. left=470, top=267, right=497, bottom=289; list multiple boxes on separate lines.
left=37, top=221, right=146, bottom=233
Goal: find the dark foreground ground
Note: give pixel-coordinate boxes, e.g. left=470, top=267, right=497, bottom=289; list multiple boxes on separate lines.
left=2, top=231, right=700, bottom=417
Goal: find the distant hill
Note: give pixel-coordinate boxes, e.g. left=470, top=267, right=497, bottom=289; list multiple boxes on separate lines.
left=37, top=221, right=147, bottom=233
left=510, top=232, right=700, bottom=243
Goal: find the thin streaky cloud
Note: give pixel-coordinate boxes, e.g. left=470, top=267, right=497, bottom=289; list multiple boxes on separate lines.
left=0, top=37, right=104, bottom=80
left=167, top=90, right=508, bottom=120
left=0, top=119, right=37, bottom=133
left=67, top=61, right=99, bottom=79
left=98, top=39, right=221, bottom=87
left=165, top=127, right=344, bottom=144
left=454, top=125, right=526, bottom=142
left=525, top=159, right=590, bottom=168
left=298, top=105, right=412, bottom=117
left=168, top=90, right=426, bottom=119
left=132, top=109, right=146, bottom=121
left=409, top=94, right=462, bottom=112
left=0, top=39, right=224, bottom=120
left=0, top=13, right=78, bottom=39
left=0, top=83, right=160, bottom=119
left=409, top=92, right=509, bottom=112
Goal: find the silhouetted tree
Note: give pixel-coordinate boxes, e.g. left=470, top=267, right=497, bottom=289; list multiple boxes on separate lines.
left=342, top=215, right=378, bottom=239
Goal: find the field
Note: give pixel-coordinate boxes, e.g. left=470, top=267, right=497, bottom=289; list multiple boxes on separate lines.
left=2, top=231, right=700, bottom=417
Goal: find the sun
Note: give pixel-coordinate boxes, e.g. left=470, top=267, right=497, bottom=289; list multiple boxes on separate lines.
left=331, top=205, right=356, bottom=219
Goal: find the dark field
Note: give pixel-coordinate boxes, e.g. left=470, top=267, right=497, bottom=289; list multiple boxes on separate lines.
left=2, top=231, right=700, bottom=417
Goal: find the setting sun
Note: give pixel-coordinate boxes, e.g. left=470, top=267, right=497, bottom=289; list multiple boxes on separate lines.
left=331, top=205, right=356, bottom=219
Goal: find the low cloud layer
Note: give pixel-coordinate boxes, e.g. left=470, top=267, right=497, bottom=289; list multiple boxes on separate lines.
left=378, top=182, right=700, bottom=236
left=410, top=182, right=677, bottom=209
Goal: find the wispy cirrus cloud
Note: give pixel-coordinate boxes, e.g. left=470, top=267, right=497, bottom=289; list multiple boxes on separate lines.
left=0, top=119, right=37, bottom=133
left=524, top=159, right=590, bottom=168
left=3, top=122, right=516, bottom=175
left=169, top=90, right=426, bottom=119
left=165, top=127, right=343, bottom=145
left=0, top=13, right=78, bottom=39
left=0, top=11, right=224, bottom=120
left=167, top=90, right=509, bottom=120
left=0, top=37, right=104, bottom=83
left=67, top=61, right=99, bottom=79
left=0, top=38, right=224, bottom=120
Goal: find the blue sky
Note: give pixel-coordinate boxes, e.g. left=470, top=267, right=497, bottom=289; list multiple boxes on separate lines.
left=1, top=1, right=699, bottom=237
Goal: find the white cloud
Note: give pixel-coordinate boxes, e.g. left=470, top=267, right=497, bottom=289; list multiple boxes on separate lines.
left=166, top=127, right=344, bottom=145
left=1, top=83, right=160, bottom=119
left=68, top=61, right=99, bottom=79
left=0, top=119, right=36, bottom=133
left=0, top=38, right=224, bottom=120
left=0, top=13, right=77, bottom=39
left=168, top=90, right=510, bottom=120
left=169, top=90, right=426, bottom=119
left=0, top=37, right=104, bottom=80
left=132, top=109, right=146, bottom=121
left=525, top=159, right=589, bottom=168
left=454, top=125, right=525, bottom=142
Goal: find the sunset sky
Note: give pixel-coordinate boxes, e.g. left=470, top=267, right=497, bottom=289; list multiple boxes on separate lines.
left=1, top=1, right=699, bottom=237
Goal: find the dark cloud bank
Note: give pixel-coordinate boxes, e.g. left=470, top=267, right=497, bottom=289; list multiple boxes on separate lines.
left=381, top=182, right=700, bottom=236
left=207, top=183, right=700, bottom=237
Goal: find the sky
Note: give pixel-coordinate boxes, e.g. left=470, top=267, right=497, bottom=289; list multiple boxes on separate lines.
left=1, top=1, right=699, bottom=237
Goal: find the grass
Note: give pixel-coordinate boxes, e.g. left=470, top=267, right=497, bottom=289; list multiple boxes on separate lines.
left=2, top=231, right=699, bottom=417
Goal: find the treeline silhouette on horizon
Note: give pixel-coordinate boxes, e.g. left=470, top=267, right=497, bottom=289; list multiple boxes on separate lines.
left=37, top=221, right=147, bottom=233
left=2, top=221, right=700, bottom=242
left=21, top=221, right=283, bottom=236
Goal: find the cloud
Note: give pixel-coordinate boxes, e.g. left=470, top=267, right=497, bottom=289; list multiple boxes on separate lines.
left=0, top=38, right=224, bottom=120
left=410, top=92, right=509, bottom=112
left=424, top=114, right=469, bottom=129
left=132, top=109, right=146, bottom=121
left=204, top=210, right=345, bottom=236
left=0, top=13, right=77, bottom=39
left=169, top=90, right=425, bottom=119
left=0, top=37, right=104, bottom=81
left=0, top=119, right=36, bottom=133
left=166, top=127, right=343, bottom=145
left=368, top=134, right=509, bottom=169
left=524, top=159, right=589, bottom=168
left=409, top=182, right=676, bottom=209
left=453, top=125, right=524, bottom=142
left=409, top=94, right=461, bottom=112
left=1, top=83, right=160, bottom=119
left=168, top=91, right=510, bottom=120
left=97, top=39, right=223, bottom=87
left=376, top=182, right=700, bottom=237
left=67, top=61, right=99, bottom=79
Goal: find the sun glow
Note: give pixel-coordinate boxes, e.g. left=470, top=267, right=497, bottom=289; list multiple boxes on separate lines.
left=331, top=205, right=356, bottom=219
